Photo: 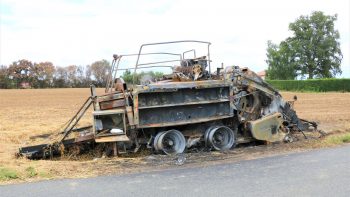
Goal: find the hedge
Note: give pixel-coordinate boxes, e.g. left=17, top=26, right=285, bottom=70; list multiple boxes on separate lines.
left=266, top=78, right=350, bottom=92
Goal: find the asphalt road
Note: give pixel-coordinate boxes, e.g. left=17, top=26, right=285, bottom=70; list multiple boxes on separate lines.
left=2, top=145, right=350, bottom=197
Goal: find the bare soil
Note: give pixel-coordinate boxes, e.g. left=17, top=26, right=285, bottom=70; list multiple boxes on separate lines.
left=0, top=89, right=349, bottom=184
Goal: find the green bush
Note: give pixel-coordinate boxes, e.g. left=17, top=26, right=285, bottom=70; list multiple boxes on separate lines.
left=266, top=78, right=350, bottom=92
left=25, top=166, right=37, bottom=178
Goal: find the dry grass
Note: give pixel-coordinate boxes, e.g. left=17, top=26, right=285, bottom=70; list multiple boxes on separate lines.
left=0, top=89, right=349, bottom=184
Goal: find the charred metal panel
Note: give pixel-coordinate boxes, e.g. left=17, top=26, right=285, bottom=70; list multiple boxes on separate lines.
left=137, top=86, right=232, bottom=128
left=248, top=112, right=285, bottom=142
left=139, top=102, right=231, bottom=127
left=138, top=87, right=229, bottom=108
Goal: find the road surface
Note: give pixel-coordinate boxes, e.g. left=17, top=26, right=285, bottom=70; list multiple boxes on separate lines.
left=1, top=145, right=350, bottom=197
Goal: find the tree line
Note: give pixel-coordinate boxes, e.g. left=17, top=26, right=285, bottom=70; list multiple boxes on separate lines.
left=0, top=59, right=111, bottom=89
left=1, top=11, right=343, bottom=88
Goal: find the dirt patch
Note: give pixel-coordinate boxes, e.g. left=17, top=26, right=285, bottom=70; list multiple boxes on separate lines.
left=0, top=89, right=349, bottom=184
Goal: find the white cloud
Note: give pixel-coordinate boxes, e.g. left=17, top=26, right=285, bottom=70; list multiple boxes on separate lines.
left=1, top=0, right=349, bottom=77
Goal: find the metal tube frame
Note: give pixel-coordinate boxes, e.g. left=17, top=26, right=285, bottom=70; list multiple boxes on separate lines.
left=132, top=40, right=211, bottom=87
left=182, top=49, right=197, bottom=59
left=105, top=52, right=183, bottom=92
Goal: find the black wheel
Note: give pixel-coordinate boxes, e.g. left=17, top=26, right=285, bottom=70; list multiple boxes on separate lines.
left=205, top=126, right=235, bottom=151
left=154, top=130, right=186, bottom=155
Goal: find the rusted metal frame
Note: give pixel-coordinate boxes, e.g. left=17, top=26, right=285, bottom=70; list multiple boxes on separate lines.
left=114, top=53, right=182, bottom=77
left=60, top=97, right=92, bottom=143
left=108, top=57, right=122, bottom=93
left=96, top=93, right=125, bottom=103
left=99, top=99, right=126, bottom=110
left=105, top=58, right=115, bottom=92
left=74, top=133, right=95, bottom=143
left=93, top=109, right=127, bottom=137
left=95, top=135, right=130, bottom=143
left=133, top=94, right=139, bottom=125
left=119, top=52, right=183, bottom=58
left=299, top=118, right=318, bottom=129
left=134, top=80, right=230, bottom=93
left=183, top=49, right=196, bottom=59
left=97, top=113, right=127, bottom=137
left=137, top=115, right=233, bottom=129
left=207, top=43, right=211, bottom=79
left=132, top=40, right=211, bottom=87
left=116, top=66, right=173, bottom=71
left=240, top=75, right=278, bottom=96
left=105, top=58, right=121, bottom=93
left=106, top=52, right=183, bottom=92
left=229, top=85, right=235, bottom=116
left=58, top=125, right=92, bottom=134
left=137, top=59, right=181, bottom=67
left=138, top=99, right=230, bottom=109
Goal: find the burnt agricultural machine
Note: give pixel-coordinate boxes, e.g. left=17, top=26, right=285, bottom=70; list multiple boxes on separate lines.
left=19, top=40, right=319, bottom=159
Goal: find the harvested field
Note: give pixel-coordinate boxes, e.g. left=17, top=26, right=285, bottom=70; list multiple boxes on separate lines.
left=0, top=89, right=350, bottom=184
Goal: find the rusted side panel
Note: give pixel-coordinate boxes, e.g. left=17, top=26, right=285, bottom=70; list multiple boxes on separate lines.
left=138, top=87, right=229, bottom=108
left=96, top=92, right=124, bottom=102
left=99, top=99, right=125, bottom=110
left=133, top=80, right=231, bottom=93
left=138, top=115, right=232, bottom=128
left=134, top=84, right=233, bottom=129
left=95, top=92, right=126, bottom=110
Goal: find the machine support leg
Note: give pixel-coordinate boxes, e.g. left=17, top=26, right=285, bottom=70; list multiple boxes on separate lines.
left=113, top=142, right=118, bottom=157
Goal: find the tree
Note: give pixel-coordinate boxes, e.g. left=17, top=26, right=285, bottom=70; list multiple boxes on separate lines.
left=75, top=65, right=86, bottom=87
left=83, top=65, right=92, bottom=87
left=266, top=41, right=298, bottom=80
left=90, top=60, right=111, bottom=87
left=53, top=66, right=68, bottom=88
left=266, top=11, right=342, bottom=79
left=0, top=65, right=10, bottom=88
left=121, top=69, right=133, bottom=84
left=66, top=65, right=79, bottom=87
left=32, top=62, right=55, bottom=88
left=121, top=70, right=164, bottom=84
left=8, top=59, right=34, bottom=88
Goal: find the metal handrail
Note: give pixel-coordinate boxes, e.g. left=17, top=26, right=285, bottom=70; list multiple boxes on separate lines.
left=133, top=40, right=211, bottom=86
left=105, top=52, right=182, bottom=92
left=183, top=49, right=196, bottom=59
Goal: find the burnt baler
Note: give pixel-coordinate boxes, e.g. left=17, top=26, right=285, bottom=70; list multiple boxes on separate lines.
left=19, top=40, right=318, bottom=159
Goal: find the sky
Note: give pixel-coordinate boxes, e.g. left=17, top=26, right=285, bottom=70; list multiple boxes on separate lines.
left=0, top=0, right=349, bottom=77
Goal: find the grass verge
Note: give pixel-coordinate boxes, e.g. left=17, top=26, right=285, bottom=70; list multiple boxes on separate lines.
left=25, top=166, right=38, bottom=178
left=0, top=167, right=18, bottom=181
left=323, top=132, right=350, bottom=145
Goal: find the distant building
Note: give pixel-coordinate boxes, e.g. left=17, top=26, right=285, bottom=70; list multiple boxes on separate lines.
left=257, top=70, right=266, bottom=80
left=20, top=82, right=31, bottom=89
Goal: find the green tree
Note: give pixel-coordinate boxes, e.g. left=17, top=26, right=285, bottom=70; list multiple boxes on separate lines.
left=121, top=70, right=164, bottom=85
left=266, top=11, right=342, bottom=79
left=121, top=69, right=133, bottom=84
left=266, top=41, right=298, bottom=80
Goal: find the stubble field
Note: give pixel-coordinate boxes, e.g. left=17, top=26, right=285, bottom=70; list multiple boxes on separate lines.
left=0, top=89, right=350, bottom=184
